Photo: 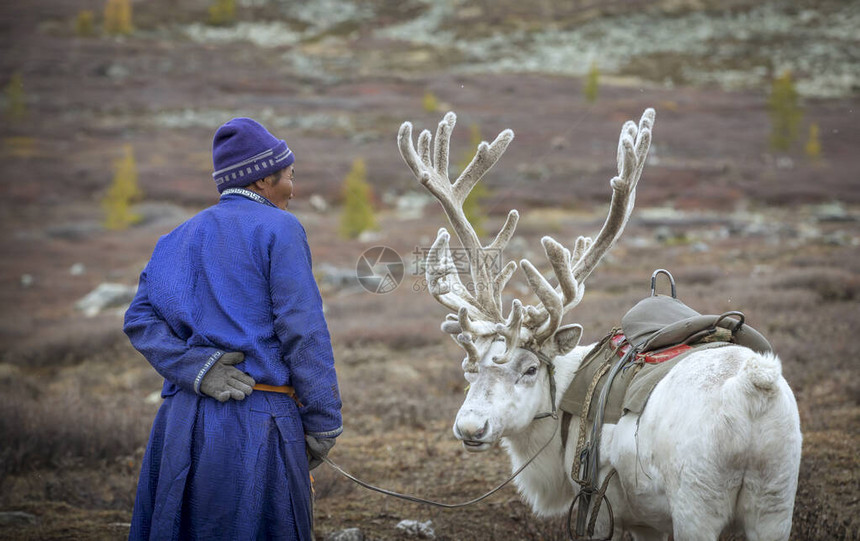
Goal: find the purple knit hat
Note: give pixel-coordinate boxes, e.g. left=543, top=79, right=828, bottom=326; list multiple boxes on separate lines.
left=212, top=118, right=295, bottom=193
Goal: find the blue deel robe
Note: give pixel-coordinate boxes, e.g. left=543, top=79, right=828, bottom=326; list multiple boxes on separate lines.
left=124, top=191, right=343, bottom=540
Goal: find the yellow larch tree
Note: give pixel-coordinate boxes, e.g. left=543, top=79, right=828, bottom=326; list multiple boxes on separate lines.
left=339, top=158, right=377, bottom=239
left=104, top=0, right=133, bottom=36
left=767, top=70, right=803, bottom=151
left=103, top=144, right=142, bottom=230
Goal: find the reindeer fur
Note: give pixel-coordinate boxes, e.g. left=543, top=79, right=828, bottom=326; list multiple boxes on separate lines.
left=480, top=344, right=802, bottom=540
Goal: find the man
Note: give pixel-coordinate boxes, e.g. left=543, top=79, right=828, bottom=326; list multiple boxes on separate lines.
left=124, top=118, right=342, bottom=540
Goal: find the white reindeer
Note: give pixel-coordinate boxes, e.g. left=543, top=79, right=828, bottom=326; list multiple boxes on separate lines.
left=397, top=109, right=802, bottom=540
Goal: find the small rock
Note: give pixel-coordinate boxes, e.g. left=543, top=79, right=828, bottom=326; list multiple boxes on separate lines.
left=70, top=263, right=86, bottom=276
left=775, top=156, right=794, bottom=169
left=394, top=192, right=433, bottom=220
left=0, top=511, right=38, bottom=526
left=135, top=202, right=193, bottom=228
left=75, top=283, right=137, bottom=317
left=814, top=202, right=854, bottom=223
left=395, top=519, right=435, bottom=539
left=654, top=226, right=674, bottom=243
left=106, top=63, right=130, bottom=80
left=20, top=274, right=34, bottom=288
left=357, top=230, right=381, bottom=243
left=820, top=232, right=851, bottom=246
left=325, top=527, right=364, bottom=541
left=144, top=390, right=163, bottom=404
left=45, top=221, right=103, bottom=240
left=316, top=263, right=360, bottom=291
left=309, top=194, right=329, bottom=213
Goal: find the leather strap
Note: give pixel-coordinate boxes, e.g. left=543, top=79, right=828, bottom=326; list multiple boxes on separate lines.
left=561, top=410, right=573, bottom=451
left=253, top=383, right=303, bottom=407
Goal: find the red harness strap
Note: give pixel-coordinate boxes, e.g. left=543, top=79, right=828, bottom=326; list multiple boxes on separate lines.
left=610, top=333, right=693, bottom=364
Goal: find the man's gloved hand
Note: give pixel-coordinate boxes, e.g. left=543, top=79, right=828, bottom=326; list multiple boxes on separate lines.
left=200, top=352, right=256, bottom=402
left=305, top=435, right=336, bottom=471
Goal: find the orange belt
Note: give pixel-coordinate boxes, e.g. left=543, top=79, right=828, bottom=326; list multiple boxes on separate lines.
left=253, top=384, right=303, bottom=407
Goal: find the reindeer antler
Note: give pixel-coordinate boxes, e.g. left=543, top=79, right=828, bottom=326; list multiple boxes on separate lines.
left=399, top=109, right=655, bottom=367
left=398, top=113, right=519, bottom=321
left=398, top=113, right=522, bottom=369
left=521, top=108, right=655, bottom=344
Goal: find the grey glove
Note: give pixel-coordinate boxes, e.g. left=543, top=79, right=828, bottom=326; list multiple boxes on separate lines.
left=305, top=435, right=336, bottom=471
left=200, top=352, right=256, bottom=402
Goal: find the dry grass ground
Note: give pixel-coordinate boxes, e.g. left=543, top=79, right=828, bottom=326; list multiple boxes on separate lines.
left=1, top=208, right=858, bottom=540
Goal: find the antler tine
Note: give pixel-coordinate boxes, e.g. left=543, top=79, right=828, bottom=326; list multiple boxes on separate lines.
left=417, top=129, right=433, bottom=169
left=397, top=122, right=422, bottom=178
left=520, top=256, right=567, bottom=345
left=434, top=112, right=456, bottom=175
left=493, top=299, right=524, bottom=363
left=571, top=235, right=593, bottom=263
left=457, top=306, right=488, bottom=372
left=457, top=332, right=481, bottom=373
left=519, top=236, right=588, bottom=343
left=488, top=209, right=520, bottom=253
left=452, top=129, right=515, bottom=203
left=492, top=260, right=518, bottom=316
left=571, top=108, right=655, bottom=284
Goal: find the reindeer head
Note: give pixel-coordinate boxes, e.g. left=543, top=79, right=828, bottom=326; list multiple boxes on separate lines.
left=397, top=109, right=654, bottom=451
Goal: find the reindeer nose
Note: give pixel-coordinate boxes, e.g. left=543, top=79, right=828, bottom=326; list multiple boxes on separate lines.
left=456, top=419, right=489, bottom=441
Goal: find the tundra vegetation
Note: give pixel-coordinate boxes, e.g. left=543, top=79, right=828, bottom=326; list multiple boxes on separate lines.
left=103, top=0, right=133, bottom=36
left=208, top=0, right=237, bottom=27
left=102, top=145, right=142, bottom=231
left=768, top=71, right=803, bottom=151
left=583, top=62, right=600, bottom=103
left=3, top=72, right=26, bottom=120
left=74, top=10, right=96, bottom=38
left=339, top=157, right=377, bottom=239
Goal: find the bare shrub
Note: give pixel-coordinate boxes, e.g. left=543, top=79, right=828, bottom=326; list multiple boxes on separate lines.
left=771, top=267, right=859, bottom=302
left=0, top=317, right=127, bottom=370
left=674, top=265, right=724, bottom=286
left=0, top=377, right=152, bottom=480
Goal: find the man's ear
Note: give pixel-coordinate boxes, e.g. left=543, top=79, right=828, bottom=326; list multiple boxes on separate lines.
left=252, top=177, right=269, bottom=190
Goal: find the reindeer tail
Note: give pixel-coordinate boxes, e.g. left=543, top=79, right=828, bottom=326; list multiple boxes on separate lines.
left=730, top=352, right=783, bottom=418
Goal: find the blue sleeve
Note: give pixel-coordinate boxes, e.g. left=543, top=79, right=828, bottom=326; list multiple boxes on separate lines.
left=270, top=216, right=343, bottom=438
left=124, top=269, right=225, bottom=396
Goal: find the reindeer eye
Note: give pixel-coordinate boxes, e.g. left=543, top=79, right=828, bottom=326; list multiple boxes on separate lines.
left=524, top=366, right=538, bottom=377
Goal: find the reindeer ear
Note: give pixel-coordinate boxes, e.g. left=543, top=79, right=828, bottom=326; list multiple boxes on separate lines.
left=553, top=324, right=583, bottom=356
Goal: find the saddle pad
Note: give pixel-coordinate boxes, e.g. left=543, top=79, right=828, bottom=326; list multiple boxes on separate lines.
left=621, top=342, right=730, bottom=416
left=559, top=334, right=730, bottom=425
left=558, top=335, right=635, bottom=425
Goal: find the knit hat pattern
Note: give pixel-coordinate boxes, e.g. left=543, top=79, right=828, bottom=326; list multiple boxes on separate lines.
left=212, top=118, right=295, bottom=193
